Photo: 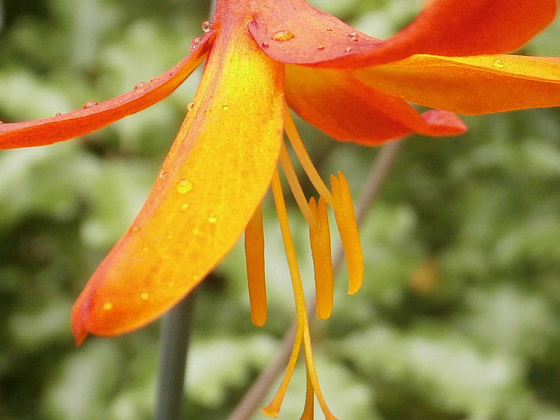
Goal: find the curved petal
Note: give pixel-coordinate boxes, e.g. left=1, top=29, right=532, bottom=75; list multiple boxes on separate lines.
left=353, top=55, right=560, bottom=115
left=285, top=64, right=466, bottom=145
left=249, top=0, right=556, bottom=68
left=0, top=32, right=215, bottom=149
left=71, top=22, right=285, bottom=343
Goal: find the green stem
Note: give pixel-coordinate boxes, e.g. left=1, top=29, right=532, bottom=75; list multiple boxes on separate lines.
left=155, top=291, right=197, bottom=420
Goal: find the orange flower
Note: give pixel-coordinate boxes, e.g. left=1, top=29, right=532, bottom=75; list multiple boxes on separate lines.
left=1, top=0, right=559, bottom=417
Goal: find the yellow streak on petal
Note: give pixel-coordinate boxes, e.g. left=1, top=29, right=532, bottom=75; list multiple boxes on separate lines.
left=72, top=20, right=285, bottom=342
left=309, top=197, right=334, bottom=320
left=331, top=172, right=363, bottom=294
left=245, top=202, right=267, bottom=327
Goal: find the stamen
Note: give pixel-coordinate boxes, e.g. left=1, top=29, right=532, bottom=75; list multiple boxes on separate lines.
left=278, top=142, right=314, bottom=225
left=261, top=325, right=304, bottom=416
left=264, top=169, right=337, bottom=420
left=302, top=371, right=315, bottom=419
left=331, top=172, right=364, bottom=294
left=283, top=106, right=334, bottom=207
left=245, top=202, right=267, bottom=327
left=309, top=197, right=334, bottom=320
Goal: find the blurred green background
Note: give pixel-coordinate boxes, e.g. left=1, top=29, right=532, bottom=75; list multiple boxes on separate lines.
left=1, top=0, right=560, bottom=419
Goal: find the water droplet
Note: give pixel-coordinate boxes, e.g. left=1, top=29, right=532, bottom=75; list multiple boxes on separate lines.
left=492, top=58, right=505, bottom=69
left=130, top=226, right=140, bottom=234
left=192, top=274, right=201, bottom=282
left=317, top=44, right=325, bottom=51
left=158, top=170, right=166, bottom=178
left=190, top=37, right=203, bottom=51
left=134, top=81, right=148, bottom=89
left=176, top=179, right=193, bottom=194
left=208, top=214, right=217, bottom=224
left=140, top=292, right=149, bottom=300
left=83, top=101, right=98, bottom=109
left=271, top=30, right=294, bottom=42
left=103, top=302, right=113, bottom=311
left=186, top=102, right=195, bottom=111
left=345, top=47, right=352, bottom=53
left=180, top=203, right=189, bottom=211
left=348, top=31, right=359, bottom=42
left=222, top=103, right=229, bottom=111
left=192, top=227, right=200, bottom=235
left=326, top=28, right=333, bottom=32
left=204, top=109, right=212, bottom=115
left=55, top=112, right=62, bottom=116
left=261, top=42, right=269, bottom=48
left=201, top=20, right=212, bottom=32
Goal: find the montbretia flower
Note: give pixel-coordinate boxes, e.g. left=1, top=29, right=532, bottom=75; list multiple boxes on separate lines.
left=1, top=0, right=560, bottom=417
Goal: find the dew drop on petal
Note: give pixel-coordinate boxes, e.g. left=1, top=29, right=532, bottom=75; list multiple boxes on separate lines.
left=158, top=170, right=166, bottom=178
left=83, top=101, right=98, bottom=109
left=348, top=31, right=359, bottom=42
left=204, top=108, right=212, bottom=115
left=201, top=20, right=212, bottom=32
left=186, top=102, right=195, bottom=111
left=492, top=58, right=505, bottom=69
left=55, top=112, right=62, bottom=116
left=176, top=179, right=193, bottom=194
left=180, top=203, right=189, bottom=211
left=261, top=42, right=270, bottom=48
left=222, top=102, right=229, bottom=111
left=134, top=81, right=148, bottom=89
left=345, top=46, right=352, bottom=53
left=208, top=214, right=217, bottom=224
left=140, top=292, right=149, bottom=300
left=130, top=226, right=140, bottom=234
left=192, top=227, right=201, bottom=236
left=190, top=37, right=203, bottom=51
left=271, top=30, right=294, bottom=42
left=317, top=44, right=325, bottom=51
left=103, top=302, right=113, bottom=311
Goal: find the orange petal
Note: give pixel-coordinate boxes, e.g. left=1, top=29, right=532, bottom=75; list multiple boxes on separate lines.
left=248, top=0, right=556, bottom=68
left=285, top=64, right=466, bottom=145
left=248, top=0, right=382, bottom=66
left=0, top=32, right=215, bottom=149
left=71, top=22, right=285, bottom=343
left=353, top=55, right=560, bottom=115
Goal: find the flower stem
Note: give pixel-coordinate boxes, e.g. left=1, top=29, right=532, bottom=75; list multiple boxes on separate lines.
left=155, top=291, right=197, bottom=420
left=227, top=139, right=405, bottom=420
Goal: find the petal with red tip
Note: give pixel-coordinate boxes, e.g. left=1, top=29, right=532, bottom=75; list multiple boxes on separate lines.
left=285, top=64, right=466, bottom=145
left=353, top=55, right=560, bottom=115
left=71, top=25, right=284, bottom=343
left=0, top=32, right=215, bottom=149
left=249, top=0, right=557, bottom=68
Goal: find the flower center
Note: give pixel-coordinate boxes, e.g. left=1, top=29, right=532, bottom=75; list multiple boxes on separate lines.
left=244, top=104, right=363, bottom=418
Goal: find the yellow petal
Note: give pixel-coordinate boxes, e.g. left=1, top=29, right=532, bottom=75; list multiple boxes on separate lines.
left=353, top=54, right=560, bottom=115
left=72, top=19, right=284, bottom=343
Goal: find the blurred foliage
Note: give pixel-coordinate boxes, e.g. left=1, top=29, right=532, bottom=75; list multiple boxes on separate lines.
left=1, top=0, right=560, bottom=419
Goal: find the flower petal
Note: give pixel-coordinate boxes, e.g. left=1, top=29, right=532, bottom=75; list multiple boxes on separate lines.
left=285, top=65, right=466, bottom=145
left=249, top=0, right=557, bottom=68
left=71, top=24, right=285, bottom=343
left=0, top=32, right=215, bottom=149
left=353, top=55, right=560, bottom=115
